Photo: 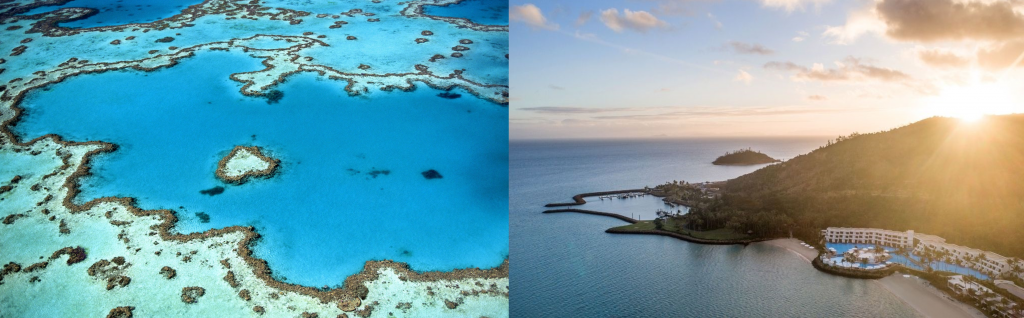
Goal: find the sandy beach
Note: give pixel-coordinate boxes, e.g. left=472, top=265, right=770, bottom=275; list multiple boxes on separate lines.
left=761, top=238, right=818, bottom=262
left=877, top=274, right=986, bottom=318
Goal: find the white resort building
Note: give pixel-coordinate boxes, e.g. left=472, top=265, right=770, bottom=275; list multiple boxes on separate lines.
left=821, top=227, right=914, bottom=248
left=822, top=227, right=1019, bottom=278
left=914, top=235, right=1012, bottom=276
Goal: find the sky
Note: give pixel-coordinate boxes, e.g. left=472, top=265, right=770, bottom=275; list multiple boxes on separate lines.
left=509, top=0, right=1024, bottom=139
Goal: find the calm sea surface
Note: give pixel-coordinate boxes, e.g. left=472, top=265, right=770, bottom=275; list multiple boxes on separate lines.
left=510, top=138, right=920, bottom=317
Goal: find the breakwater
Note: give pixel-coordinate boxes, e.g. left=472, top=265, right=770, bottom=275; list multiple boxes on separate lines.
left=543, top=189, right=647, bottom=207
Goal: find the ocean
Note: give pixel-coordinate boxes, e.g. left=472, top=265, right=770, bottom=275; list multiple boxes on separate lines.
left=510, top=138, right=920, bottom=317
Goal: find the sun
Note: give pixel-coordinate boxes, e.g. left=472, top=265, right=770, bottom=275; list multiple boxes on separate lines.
left=925, top=81, right=1021, bottom=122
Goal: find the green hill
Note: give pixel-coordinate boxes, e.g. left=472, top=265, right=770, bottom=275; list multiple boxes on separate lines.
left=712, top=149, right=779, bottom=165
left=677, top=115, right=1024, bottom=258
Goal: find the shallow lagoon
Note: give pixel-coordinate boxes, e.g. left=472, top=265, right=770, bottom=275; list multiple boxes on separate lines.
left=423, top=0, right=509, bottom=26
left=14, top=50, right=509, bottom=287
left=21, top=0, right=201, bottom=28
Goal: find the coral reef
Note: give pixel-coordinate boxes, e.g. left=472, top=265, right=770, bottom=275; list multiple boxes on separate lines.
left=421, top=169, right=443, bottom=179
left=105, top=306, right=134, bottom=318
left=159, top=266, right=176, bottom=279
left=181, top=286, right=206, bottom=304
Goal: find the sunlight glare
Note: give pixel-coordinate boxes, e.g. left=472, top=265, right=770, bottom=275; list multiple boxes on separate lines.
left=925, top=81, right=1021, bottom=122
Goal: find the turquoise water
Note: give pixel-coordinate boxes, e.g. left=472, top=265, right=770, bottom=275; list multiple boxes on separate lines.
left=424, top=0, right=509, bottom=26
left=931, top=261, right=990, bottom=280
left=21, top=0, right=200, bottom=28
left=14, top=50, right=509, bottom=286
left=825, top=243, right=990, bottom=279
left=511, top=139, right=919, bottom=317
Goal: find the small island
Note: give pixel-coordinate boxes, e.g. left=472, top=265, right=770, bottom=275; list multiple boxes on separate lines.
left=215, top=146, right=280, bottom=184
left=711, top=148, right=779, bottom=165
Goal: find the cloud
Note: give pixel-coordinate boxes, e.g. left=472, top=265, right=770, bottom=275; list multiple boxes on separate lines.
left=724, top=41, right=774, bottom=55
left=599, top=8, right=668, bottom=33
left=734, top=70, right=754, bottom=84
left=876, top=0, right=1024, bottom=42
left=916, top=48, right=971, bottom=68
left=511, top=4, right=559, bottom=30
left=707, top=13, right=723, bottom=29
left=823, top=7, right=886, bottom=45
left=807, top=95, right=828, bottom=101
left=576, top=11, right=593, bottom=26
left=587, top=106, right=852, bottom=121
left=977, top=40, right=1024, bottom=71
left=520, top=106, right=631, bottom=114
left=792, top=31, right=809, bottom=42
left=758, top=0, right=832, bottom=12
left=764, top=57, right=911, bottom=82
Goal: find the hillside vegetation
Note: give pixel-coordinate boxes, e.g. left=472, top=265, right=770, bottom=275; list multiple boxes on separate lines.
left=712, top=149, right=779, bottom=165
left=678, top=115, right=1024, bottom=258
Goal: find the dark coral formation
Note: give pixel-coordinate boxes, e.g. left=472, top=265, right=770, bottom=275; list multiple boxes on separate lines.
left=224, top=271, right=240, bottom=288
left=156, top=37, right=175, bottom=43
left=105, top=306, right=134, bottom=318
left=109, top=39, right=121, bottom=45
left=346, top=35, right=357, bottom=40
left=452, top=45, right=470, bottom=52
left=10, top=45, right=27, bottom=56
left=459, top=39, right=472, bottom=45
left=105, top=275, right=131, bottom=290
left=421, top=169, right=443, bottom=179
left=253, top=306, right=265, bottom=314
left=239, top=289, right=252, bottom=301
left=450, top=52, right=463, bottom=58
left=367, top=169, right=390, bottom=178
left=195, top=212, right=211, bottom=223
left=59, top=219, right=70, bottom=234
left=429, top=54, right=445, bottom=62
left=181, top=286, right=206, bottom=304
left=437, top=92, right=461, bottom=99
left=3, top=213, right=26, bottom=224
left=23, top=262, right=48, bottom=273
left=199, top=186, right=224, bottom=196
left=444, top=299, right=459, bottom=309
left=50, top=246, right=86, bottom=265
left=415, top=38, right=428, bottom=44
left=1, top=262, right=22, bottom=277
left=353, top=302, right=376, bottom=318
left=302, top=313, right=319, bottom=318
left=159, top=266, right=176, bottom=279
left=421, top=30, right=433, bottom=36
left=357, top=64, right=371, bottom=70
left=395, top=302, right=412, bottom=310
left=265, top=89, right=284, bottom=104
